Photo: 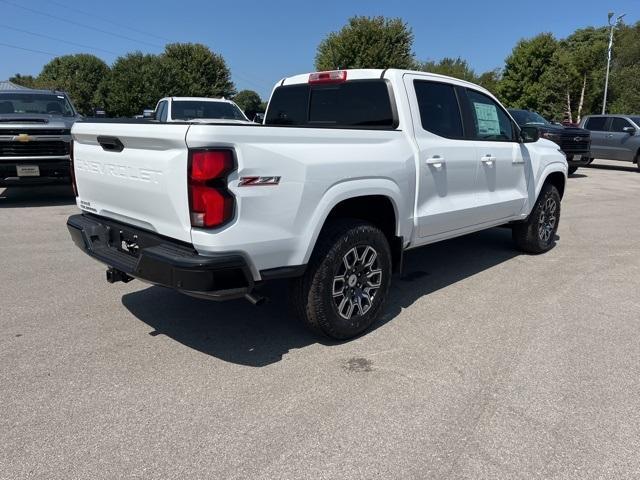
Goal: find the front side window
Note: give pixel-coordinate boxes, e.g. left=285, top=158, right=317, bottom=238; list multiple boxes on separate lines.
left=611, top=117, right=632, bottom=132
left=265, top=80, right=396, bottom=128
left=584, top=117, right=608, bottom=131
left=413, top=81, right=463, bottom=138
left=466, top=89, right=514, bottom=141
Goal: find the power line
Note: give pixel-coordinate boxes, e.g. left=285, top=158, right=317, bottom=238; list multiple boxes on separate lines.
left=0, top=41, right=57, bottom=56
left=45, top=0, right=173, bottom=43
left=0, top=0, right=163, bottom=49
left=0, top=23, right=119, bottom=55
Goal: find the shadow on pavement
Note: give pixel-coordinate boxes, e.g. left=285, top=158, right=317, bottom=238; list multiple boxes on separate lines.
left=0, top=185, right=76, bottom=208
left=586, top=163, right=638, bottom=173
left=122, top=228, right=521, bottom=367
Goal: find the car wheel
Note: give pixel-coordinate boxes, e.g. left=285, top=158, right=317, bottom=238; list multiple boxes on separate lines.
left=636, top=152, right=640, bottom=172
left=512, top=183, right=561, bottom=254
left=289, top=219, right=392, bottom=340
left=568, top=166, right=578, bottom=175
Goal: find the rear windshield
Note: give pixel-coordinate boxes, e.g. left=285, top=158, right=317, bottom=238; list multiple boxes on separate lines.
left=171, top=101, right=246, bottom=121
left=265, top=80, right=396, bottom=128
left=0, top=93, right=75, bottom=116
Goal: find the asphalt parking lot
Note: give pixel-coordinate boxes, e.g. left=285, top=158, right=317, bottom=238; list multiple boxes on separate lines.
left=1, top=160, right=639, bottom=479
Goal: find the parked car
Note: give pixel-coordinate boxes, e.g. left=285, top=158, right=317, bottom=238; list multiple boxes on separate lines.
left=0, top=89, right=80, bottom=187
left=579, top=115, right=640, bottom=171
left=152, top=97, right=253, bottom=124
left=67, top=69, right=567, bottom=340
left=509, top=109, right=591, bottom=175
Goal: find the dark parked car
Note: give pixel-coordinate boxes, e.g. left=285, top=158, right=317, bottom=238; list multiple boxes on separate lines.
left=509, top=109, right=591, bottom=175
left=579, top=115, right=640, bottom=171
left=0, top=89, right=80, bottom=187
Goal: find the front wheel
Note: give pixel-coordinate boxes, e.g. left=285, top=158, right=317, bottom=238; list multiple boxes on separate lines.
left=512, top=184, right=561, bottom=254
left=289, top=219, right=392, bottom=340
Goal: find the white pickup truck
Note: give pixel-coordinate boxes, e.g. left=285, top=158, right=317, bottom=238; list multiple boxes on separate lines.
left=67, top=69, right=567, bottom=340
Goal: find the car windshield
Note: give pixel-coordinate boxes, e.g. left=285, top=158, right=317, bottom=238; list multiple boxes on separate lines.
left=0, top=93, right=75, bottom=116
left=510, top=110, right=550, bottom=126
left=171, top=101, right=246, bottom=121
left=630, top=117, right=640, bottom=127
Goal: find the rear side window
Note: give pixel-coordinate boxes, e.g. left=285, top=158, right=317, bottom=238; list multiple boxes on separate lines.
left=466, top=89, right=514, bottom=141
left=585, top=117, right=608, bottom=131
left=611, top=117, right=632, bottom=132
left=413, top=81, right=464, bottom=138
left=265, top=80, right=396, bottom=129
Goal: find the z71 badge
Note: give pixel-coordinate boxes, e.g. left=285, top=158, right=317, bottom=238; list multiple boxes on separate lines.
left=238, top=176, right=281, bottom=186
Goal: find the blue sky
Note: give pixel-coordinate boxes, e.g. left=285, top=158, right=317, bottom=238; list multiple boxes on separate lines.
left=0, top=0, right=637, bottom=99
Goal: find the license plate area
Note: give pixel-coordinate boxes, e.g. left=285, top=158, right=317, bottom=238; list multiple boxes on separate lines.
left=108, top=227, right=141, bottom=257
left=17, top=165, right=40, bottom=177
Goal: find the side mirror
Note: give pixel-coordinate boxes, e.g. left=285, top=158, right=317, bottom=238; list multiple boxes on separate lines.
left=520, top=126, right=539, bottom=143
left=622, top=126, right=635, bottom=134
left=142, top=109, right=155, bottom=119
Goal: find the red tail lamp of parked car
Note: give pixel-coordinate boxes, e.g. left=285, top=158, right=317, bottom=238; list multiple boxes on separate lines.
left=188, top=149, right=235, bottom=228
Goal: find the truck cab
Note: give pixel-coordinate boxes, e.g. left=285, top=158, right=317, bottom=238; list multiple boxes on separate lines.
left=153, top=97, right=252, bottom=124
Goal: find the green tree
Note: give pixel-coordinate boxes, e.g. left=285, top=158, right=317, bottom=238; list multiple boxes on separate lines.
left=562, top=27, right=608, bottom=120
left=609, top=21, right=640, bottom=113
left=9, top=74, right=38, bottom=89
left=102, top=52, right=165, bottom=117
left=37, top=54, right=110, bottom=115
left=498, top=33, right=558, bottom=112
left=315, top=16, right=415, bottom=70
left=233, top=90, right=262, bottom=118
left=418, top=57, right=477, bottom=82
left=161, top=43, right=235, bottom=98
left=476, top=69, right=502, bottom=95
left=538, top=47, right=580, bottom=121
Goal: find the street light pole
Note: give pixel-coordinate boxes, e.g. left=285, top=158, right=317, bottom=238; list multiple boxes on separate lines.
left=602, top=12, right=626, bottom=115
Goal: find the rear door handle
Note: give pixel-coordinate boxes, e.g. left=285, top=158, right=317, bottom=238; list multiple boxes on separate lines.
left=426, top=156, right=445, bottom=168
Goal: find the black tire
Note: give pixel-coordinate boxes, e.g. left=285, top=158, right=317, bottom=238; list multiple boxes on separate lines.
left=512, top=183, right=561, bottom=254
left=568, top=165, right=578, bottom=175
left=289, top=219, right=392, bottom=340
left=636, top=152, right=640, bottom=172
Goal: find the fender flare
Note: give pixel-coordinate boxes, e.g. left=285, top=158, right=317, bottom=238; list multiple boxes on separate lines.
left=296, top=178, right=407, bottom=265
left=535, top=162, right=567, bottom=201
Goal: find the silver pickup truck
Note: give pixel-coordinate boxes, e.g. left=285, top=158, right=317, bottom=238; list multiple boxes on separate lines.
left=0, top=88, right=80, bottom=187
left=580, top=114, right=640, bottom=171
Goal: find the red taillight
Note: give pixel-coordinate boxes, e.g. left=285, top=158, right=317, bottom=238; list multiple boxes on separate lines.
left=308, top=70, right=347, bottom=84
left=69, top=139, right=78, bottom=197
left=188, top=149, right=235, bottom=228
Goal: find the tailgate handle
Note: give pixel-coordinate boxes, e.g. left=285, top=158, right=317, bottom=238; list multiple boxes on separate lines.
left=97, top=136, right=124, bottom=152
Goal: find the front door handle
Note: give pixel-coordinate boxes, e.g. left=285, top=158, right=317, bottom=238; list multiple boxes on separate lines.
left=481, top=155, right=495, bottom=165
left=426, top=156, right=445, bottom=168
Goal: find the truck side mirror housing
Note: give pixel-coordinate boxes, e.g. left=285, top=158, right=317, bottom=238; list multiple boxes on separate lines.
left=142, top=109, right=155, bottom=119
left=520, top=126, right=539, bottom=143
left=622, top=126, right=636, bottom=134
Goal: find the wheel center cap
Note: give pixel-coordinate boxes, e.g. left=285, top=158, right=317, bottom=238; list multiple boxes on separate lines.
left=348, top=274, right=358, bottom=287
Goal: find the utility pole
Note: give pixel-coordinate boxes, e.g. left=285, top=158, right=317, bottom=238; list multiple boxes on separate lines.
left=602, top=12, right=626, bottom=114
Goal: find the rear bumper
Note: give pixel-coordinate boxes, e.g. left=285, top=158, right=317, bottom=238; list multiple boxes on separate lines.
left=0, top=159, right=71, bottom=186
left=67, top=214, right=254, bottom=300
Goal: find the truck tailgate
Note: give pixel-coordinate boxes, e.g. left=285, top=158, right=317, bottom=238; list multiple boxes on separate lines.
left=72, top=122, right=192, bottom=243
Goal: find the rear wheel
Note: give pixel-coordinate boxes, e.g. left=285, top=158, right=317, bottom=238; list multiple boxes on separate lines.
left=513, top=183, right=561, bottom=254
left=289, top=219, right=392, bottom=340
